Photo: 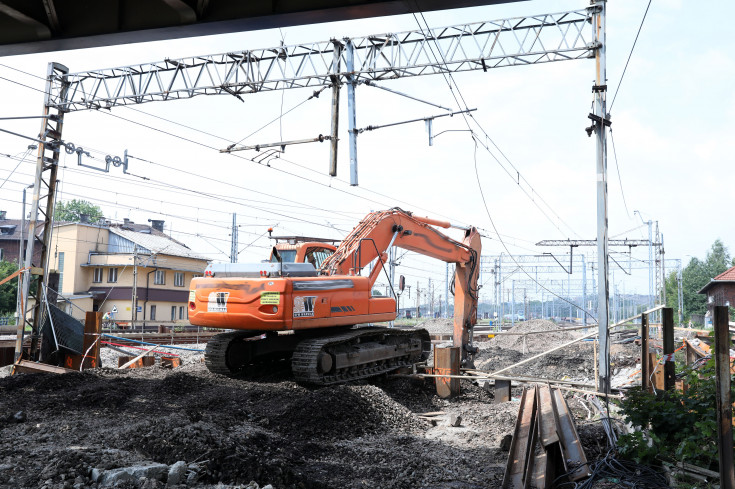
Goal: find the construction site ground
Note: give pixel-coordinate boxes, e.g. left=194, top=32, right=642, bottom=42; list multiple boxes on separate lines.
left=0, top=320, right=639, bottom=489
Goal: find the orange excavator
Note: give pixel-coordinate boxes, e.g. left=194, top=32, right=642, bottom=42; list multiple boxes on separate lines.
left=189, top=208, right=481, bottom=384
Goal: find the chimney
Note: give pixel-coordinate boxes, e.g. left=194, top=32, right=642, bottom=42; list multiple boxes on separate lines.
left=123, top=218, right=132, bottom=226
left=149, top=219, right=165, bottom=232
left=0, top=211, right=6, bottom=220
left=80, top=213, right=90, bottom=223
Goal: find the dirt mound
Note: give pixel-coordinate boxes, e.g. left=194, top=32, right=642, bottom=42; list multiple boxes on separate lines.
left=487, top=319, right=578, bottom=352
left=417, top=317, right=453, bottom=334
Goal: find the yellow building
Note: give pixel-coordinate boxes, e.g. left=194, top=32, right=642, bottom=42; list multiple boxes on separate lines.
left=51, top=219, right=208, bottom=327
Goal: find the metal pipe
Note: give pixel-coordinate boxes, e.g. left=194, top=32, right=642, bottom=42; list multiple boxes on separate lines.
left=362, top=80, right=452, bottom=111
left=356, top=108, right=476, bottom=133
left=221, top=134, right=332, bottom=153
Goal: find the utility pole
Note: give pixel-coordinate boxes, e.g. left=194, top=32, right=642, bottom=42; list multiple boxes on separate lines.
left=230, top=213, right=238, bottom=263
left=416, top=281, right=420, bottom=319
left=430, top=279, right=435, bottom=317
left=592, top=0, right=611, bottom=394
left=511, top=280, right=515, bottom=326
left=132, top=244, right=138, bottom=329
left=582, top=253, right=587, bottom=326
left=445, top=263, right=449, bottom=319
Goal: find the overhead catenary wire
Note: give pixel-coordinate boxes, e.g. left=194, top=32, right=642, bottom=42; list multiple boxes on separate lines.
left=609, top=0, right=653, bottom=112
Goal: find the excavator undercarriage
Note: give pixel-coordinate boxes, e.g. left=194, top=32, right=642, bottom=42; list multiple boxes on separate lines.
left=205, top=326, right=431, bottom=385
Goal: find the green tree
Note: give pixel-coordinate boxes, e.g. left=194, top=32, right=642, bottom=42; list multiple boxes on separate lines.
left=674, top=240, right=732, bottom=321
left=54, top=199, right=104, bottom=223
left=0, top=260, right=19, bottom=314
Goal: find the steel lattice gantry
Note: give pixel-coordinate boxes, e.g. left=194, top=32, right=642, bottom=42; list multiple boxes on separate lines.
left=47, top=9, right=595, bottom=111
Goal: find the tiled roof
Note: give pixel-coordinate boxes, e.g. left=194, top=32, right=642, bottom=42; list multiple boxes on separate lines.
left=0, top=219, right=44, bottom=240
left=713, top=266, right=735, bottom=281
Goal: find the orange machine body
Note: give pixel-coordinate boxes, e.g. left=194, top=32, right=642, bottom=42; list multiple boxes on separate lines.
left=189, top=208, right=481, bottom=362
left=189, top=274, right=396, bottom=331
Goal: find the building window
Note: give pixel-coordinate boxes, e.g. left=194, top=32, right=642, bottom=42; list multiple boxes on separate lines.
left=0, top=249, right=3, bottom=260
left=179, top=306, right=186, bottom=320
left=174, top=272, right=185, bottom=287
left=150, top=305, right=156, bottom=320
left=108, top=267, right=118, bottom=283
left=57, top=252, right=64, bottom=292
left=154, top=270, right=165, bottom=285
left=171, top=306, right=176, bottom=321
left=93, top=267, right=103, bottom=283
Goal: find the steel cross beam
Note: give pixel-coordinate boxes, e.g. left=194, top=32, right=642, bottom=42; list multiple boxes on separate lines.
left=536, top=239, right=659, bottom=247
left=47, top=8, right=594, bottom=111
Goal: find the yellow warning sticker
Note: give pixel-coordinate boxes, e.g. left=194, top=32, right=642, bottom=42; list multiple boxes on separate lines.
left=261, top=291, right=280, bottom=305
left=189, top=290, right=196, bottom=302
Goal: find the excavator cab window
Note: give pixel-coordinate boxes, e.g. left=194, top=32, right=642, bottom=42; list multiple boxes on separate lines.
left=271, top=249, right=297, bottom=263
left=304, top=247, right=333, bottom=268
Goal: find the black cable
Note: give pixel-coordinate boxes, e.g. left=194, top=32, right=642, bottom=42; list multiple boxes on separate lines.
left=471, top=138, right=597, bottom=320
left=610, top=0, right=653, bottom=112
left=410, top=5, right=582, bottom=240
left=609, top=129, right=631, bottom=218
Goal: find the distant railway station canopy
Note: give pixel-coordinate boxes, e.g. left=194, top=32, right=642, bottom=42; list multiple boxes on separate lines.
left=0, top=0, right=523, bottom=56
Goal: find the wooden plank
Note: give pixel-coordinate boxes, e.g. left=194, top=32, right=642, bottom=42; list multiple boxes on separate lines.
left=13, top=359, right=76, bottom=375
left=502, top=386, right=537, bottom=489
left=714, top=306, right=735, bottom=489
left=662, top=308, right=676, bottom=391
left=65, top=311, right=103, bottom=370
left=118, top=346, right=157, bottom=369
left=434, top=346, right=460, bottom=399
left=641, top=313, right=650, bottom=392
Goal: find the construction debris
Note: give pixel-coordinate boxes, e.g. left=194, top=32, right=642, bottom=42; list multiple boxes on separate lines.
left=503, top=384, right=590, bottom=488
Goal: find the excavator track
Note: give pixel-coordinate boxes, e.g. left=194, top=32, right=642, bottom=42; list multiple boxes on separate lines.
left=292, top=327, right=431, bottom=385
left=205, top=330, right=264, bottom=376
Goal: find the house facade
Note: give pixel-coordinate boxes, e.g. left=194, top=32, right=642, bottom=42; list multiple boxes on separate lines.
left=698, top=265, right=735, bottom=318
left=51, top=219, right=209, bottom=326
left=0, top=210, right=42, bottom=266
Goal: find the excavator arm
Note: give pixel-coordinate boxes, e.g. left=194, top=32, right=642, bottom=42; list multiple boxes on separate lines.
left=319, top=208, right=482, bottom=365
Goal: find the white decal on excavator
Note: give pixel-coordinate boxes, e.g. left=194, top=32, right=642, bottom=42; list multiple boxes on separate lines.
left=293, top=296, right=316, bottom=318
left=207, top=291, right=229, bottom=312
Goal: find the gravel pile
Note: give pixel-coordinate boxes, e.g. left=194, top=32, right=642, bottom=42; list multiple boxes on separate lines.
left=0, top=331, right=625, bottom=489
left=486, top=319, right=578, bottom=352
left=415, top=318, right=453, bottom=334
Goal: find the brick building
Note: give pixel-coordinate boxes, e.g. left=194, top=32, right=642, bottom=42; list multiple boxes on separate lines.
left=0, top=211, right=43, bottom=266
left=698, top=265, right=735, bottom=312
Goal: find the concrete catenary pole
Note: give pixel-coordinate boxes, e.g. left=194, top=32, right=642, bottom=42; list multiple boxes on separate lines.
left=582, top=253, right=587, bottom=326
left=329, top=40, right=342, bottom=177
left=345, top=39, right=358, bottom=186
left=593, top=0, right=611, bottom=394
left=230, top=213, right=238, bottom=263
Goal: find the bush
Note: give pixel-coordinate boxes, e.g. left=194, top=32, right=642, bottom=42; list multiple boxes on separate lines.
left=617, top=359, right=733, bottom=469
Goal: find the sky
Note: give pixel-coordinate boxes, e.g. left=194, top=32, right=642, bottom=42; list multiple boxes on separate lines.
left=0, top=0, right=733, bottom=312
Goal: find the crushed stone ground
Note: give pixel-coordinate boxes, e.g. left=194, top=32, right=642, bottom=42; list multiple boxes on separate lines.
left=0, top=326, right=637, bottom=489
